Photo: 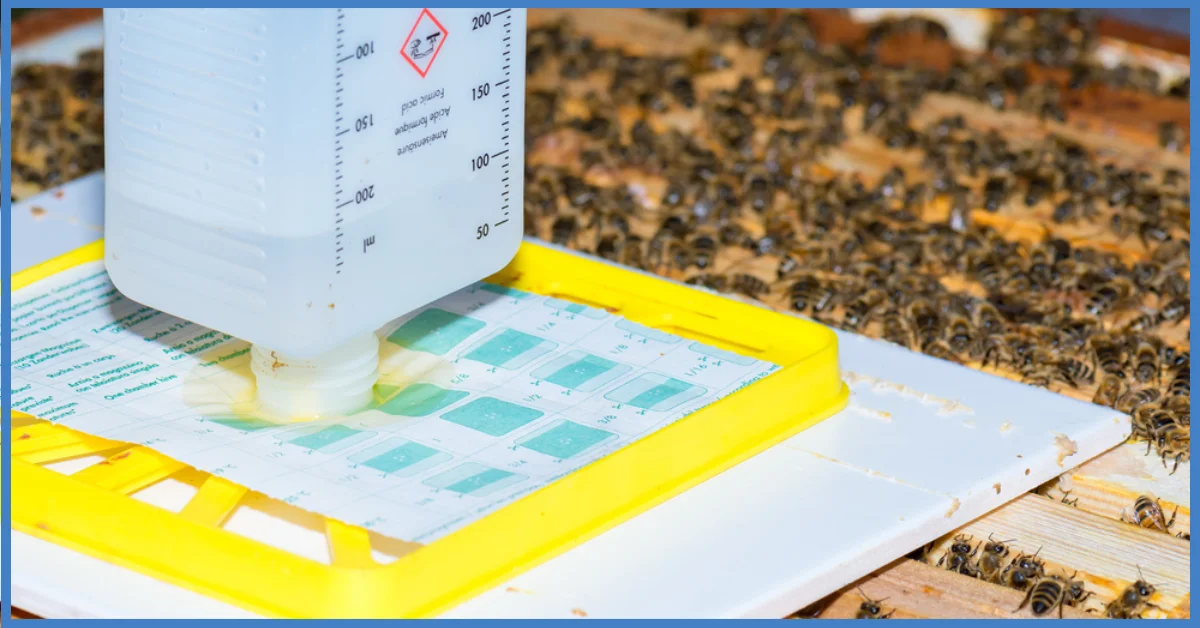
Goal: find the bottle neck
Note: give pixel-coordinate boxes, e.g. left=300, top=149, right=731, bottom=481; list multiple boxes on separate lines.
left=250, top=333, right=380, bottom=420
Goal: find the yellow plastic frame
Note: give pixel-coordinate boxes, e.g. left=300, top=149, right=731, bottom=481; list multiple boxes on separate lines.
left=12, top=239, right=848, bottom=618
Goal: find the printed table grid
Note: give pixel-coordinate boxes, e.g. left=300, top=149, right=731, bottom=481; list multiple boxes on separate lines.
left=13, top=262, right=780, bottom=544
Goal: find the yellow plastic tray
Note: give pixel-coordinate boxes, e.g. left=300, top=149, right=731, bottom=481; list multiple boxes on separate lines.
left=12, top=239, right=848, bottom=618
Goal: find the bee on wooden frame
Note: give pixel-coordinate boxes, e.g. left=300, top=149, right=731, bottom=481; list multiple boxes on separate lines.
left=854, top=588, right=895, bottom=619
left=936, top=534, right=980, bottom=577
left=1104, top=568, right=1163, bottom=619
left=1121, top=495, right=1178, bottom=535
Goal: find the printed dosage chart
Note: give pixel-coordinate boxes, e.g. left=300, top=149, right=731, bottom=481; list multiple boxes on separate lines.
left=12, top=262, right=780, bottom=544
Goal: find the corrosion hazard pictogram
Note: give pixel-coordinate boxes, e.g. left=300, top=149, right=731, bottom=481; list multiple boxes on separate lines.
left=400, top=8, right=448, bottom=78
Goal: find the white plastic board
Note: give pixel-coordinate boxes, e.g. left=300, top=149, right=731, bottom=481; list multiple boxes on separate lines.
left=12, top=172, right=1130, bottom=619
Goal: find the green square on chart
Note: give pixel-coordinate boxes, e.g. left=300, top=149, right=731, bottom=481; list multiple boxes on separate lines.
left=441, top=397, right=544, bottom=436
left=208, top=416, right=277, bottom=432
left=463, top=328, right=548, bottom=367
left=386, top=308, right=486, bottom=355
left=479, top=284, right=530, bottom=298
left=288, top=424, right=361, bottom=450
left=361, top=441, right=441, bottom=474
left=376, top=383, right=468, bottom=417
left=519, top=421, right=615, bottom=459
left=627, top=378, right=694, bottom=409
left=444, top=467, right=517, bottom=494
left=543, top=354, right=618, bottom=389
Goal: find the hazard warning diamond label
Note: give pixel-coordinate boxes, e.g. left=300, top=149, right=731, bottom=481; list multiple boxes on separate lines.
left=400, top=8, right=448, bottom=78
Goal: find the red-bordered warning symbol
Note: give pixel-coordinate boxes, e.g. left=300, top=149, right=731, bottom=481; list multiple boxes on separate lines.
left=400, top=8, right=448, bottom=78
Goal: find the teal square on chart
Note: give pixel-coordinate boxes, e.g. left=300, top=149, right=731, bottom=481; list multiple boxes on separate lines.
left=605, top=373, right=708, bottom=412
left=628, top=378, right=696, bottom=409
left=348, top=438, right=451, bottom=477
left=544, top=297, right=609, bottom=320
left=462, top=328, right=557, bottom=370
left=423, top=462, right=526, bottom=496
left=386, top=308, right=486, bottom=355
left=445, top=468, right=516, bottom=494
left=361, top=442, right=440, bottom=474
left=518, top=420, right=616, bottom=459
left=288, top=425, right=363, bottom=451
left=376, top=383, right=468, bottom=417
left=208, top=416, right=278, bottom=432
left=478, top=283, right=531, bottom=299
left=441, top=396, right=544, bottom=436
left=530, top=350, right=631, bottom=392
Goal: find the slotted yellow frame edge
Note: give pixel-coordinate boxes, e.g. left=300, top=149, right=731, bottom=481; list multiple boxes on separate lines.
left=13, top=239, right=848, bottom=618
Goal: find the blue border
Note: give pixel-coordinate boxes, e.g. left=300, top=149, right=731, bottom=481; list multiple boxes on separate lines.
left=3, top=5, right=12, bottom=622
left=2, top=2, right=1196, bottom=623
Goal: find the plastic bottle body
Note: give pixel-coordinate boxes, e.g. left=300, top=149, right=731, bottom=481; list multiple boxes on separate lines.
left=103, top=8, right=526, bottom=367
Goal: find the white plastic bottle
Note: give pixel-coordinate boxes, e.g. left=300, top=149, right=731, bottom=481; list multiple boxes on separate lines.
left=103, top=8, right=526, bottom=418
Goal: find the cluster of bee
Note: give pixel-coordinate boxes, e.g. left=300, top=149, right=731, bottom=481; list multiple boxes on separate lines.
left=930, top=534, right=1169, bottom=618
left=1018, top=569, right=1164, bottom=619
left=10, top=48, right=105, bottom=202
left=934, top=534, right=1058, bottom=593
left=524, top=11, right=1190, bottom=469
left=987, top=9, right=1188, bottom=101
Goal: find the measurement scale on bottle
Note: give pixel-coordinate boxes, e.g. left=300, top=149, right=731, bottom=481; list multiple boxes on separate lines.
left=330, top=7, right=523, bottom=278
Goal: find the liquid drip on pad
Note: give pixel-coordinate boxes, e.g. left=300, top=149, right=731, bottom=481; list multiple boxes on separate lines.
left=250, top=333, right=381, bottom=420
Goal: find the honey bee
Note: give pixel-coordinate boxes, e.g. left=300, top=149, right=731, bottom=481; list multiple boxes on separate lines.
left=1160, top=297, right=1190, bottom=325
left=946, top=314, right=983, bottom=359
left=881, top=308, right=913, bottom=349
left=978, top=533, right=1016, bottom=584
left=1089, top=334, right=1127, bottom=378
left=685, top=273, right=729, bottom=293
left=1116, top=387, right=1160, bottom=414
left=1056, top=358, right=1094, bottom=388
left=678, top=231, right=718, bottom=271
left=1131, top=337, right=1162, bottom=384
left=730, top=273, right=771, bottom=300
left=790, top=275, right=837, bottom=318
left=1167, top=364, right=1190, bottom=398
left=1158, top=121, right=1185, bottom=152
left=1084, top=277, right=1134, bottom=316
left=1132, top=405, right=1175, bottom=449
left=1015, top=571, right=1089, bottom=618
left=982, top=176, right=1011, bottom=212
left=1020, top=357, right=1059, bottom=388
left=973, top=302, right=1006, bottom=336
left=594, top=233, right=623, bottom=261
left=1122, top=495, right=1178, bottom=534
left=550, top=215, right=580, bottom=246
left=1001, top=548, right=1046, bottom=591
left=907, top=299, right=943, bottom=351
left=1104, top=568, right=1163, bottom=619
left=980, top=332, right=1022, bottom=370
left=1091, top=374, right=1125, bottom=407
left=924, top=339, right=964, bottom=364
left=1164, top=394, right=1190, bottom=419
left=854, top=588, right=895, bottom=619
left=1156, top=423, right=1190, bottom=475
left=842, top=288, right=887, bottom=331
left=936, top=534, right=981, bottom=577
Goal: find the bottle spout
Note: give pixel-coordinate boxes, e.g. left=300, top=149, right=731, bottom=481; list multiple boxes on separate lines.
left=251, top=333, right=380, bottom=420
